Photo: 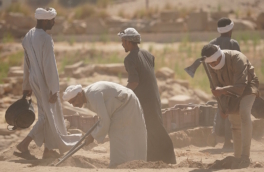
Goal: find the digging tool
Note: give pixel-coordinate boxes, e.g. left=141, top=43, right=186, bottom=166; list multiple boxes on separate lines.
left=185, top=57, right=227, bottom=114
left=53, top=121, right=99, bottom=167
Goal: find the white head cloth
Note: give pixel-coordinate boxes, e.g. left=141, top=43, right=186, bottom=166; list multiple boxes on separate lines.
left=209, top=52, right=225, bottom=70
left=63, top=85, right=82, bottom=101
left=217, top=21, right=234, bottom=34
left=117, top=28, right=141, bottom=43
left=204, top=45, right=222, bottom=63
left=35, top=8, right=57, bottom=20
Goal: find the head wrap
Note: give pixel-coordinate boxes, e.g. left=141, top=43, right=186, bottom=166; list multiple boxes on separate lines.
left=204, top=45, right=222, bottom=63
left=118, top=28, right=141, bottom=43
left=35, top=8, right=57, bottom=20
left=217, top=21, right=234, bottom=34
left=63, top=85, right=82, bottom=101
left=209, top=52, right=225, bottom=70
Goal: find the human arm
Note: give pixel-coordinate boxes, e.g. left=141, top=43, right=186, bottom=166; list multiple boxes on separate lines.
left=22, top=50, right=32, bottom=97
left=126, top=82, right=138, bottom=90
left=220, top=54, right=248, bottom=97
left=89, top=92, right=111, bottom=143
left=42, top=37, right=60, bottom=103
left=124, top=57, right=139, bottom=90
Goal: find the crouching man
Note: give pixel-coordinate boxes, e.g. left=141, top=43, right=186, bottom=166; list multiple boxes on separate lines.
left=63, top=81, right=147, bottom=168
left=201, top=44, right=259, bottom=169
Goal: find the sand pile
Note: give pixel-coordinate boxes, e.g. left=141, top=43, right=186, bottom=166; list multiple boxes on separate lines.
left=176, top=159, right=207, bottom=169
left=116, top=160, right=172, bottom=169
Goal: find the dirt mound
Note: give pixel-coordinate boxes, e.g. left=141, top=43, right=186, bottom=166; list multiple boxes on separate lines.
left=208, top=156, right=235, bottom=169
left=175, top=159, right=207, bottom=169
left=116, top=160, right=172, bottom=169
left=56, top=155, right=108, bottom=168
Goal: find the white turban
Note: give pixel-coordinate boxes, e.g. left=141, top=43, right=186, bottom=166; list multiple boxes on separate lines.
left=204, top=45, right=222, bottom=63
left=217, top=21, right=234, bottom=34
left=35, top=8, right=57, bottom=20
left=63, top=85, right=82, bottom=101
left=118, top=28, right=141, bottom=43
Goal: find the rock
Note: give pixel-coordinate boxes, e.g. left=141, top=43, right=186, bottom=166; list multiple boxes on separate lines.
left=256, top=12, right=264, bottom=29
left=0, top=84, right=12, bottom=93
left=173, top=79, right=189, bottom=89
left=64, top=119, right=70, bottom=129
left=146, top=19, right=186, bottom=33
left=63, top=20, right=87, bottom=35
left=187, top=11, right=207, bottom=31
left=0, top=128, right=15, bottom=136
left=233, top=19, right=256, bottom=30
left=7, top=69, right=23, bottom=77
left=92, top=146, right=107, bottom=153
left=193, top=89, right=212, bottom=102
left=64, top=61, right=84, bottom=75
left=5, top=12, right=35, bottom=29
left=68, top=129, right=84, bottom=135
left=73, top=65, right=94, bottom=79
left=168, top=95, right=197, bottom=107
left=161, top=98, right=169, bottom=109
left=0, top=86, right=4, bottom=96
left=210, top=12, right=229, bottom=21
left=94, top=63, right=127, bottom=76
left=156, top=67, right=175, bottom=79
left=160, top=11, right=179, bottom=22
left=86, top=18, right=107, bottom=34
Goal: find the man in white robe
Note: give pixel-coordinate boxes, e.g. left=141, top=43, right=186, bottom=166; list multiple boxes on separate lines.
left=17, top=7, right=81, bottom=158
left=63, top=81, right=147, bottom=167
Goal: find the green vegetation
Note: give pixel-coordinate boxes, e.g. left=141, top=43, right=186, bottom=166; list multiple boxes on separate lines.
left=5, top=2, right=31, bottom=16
left=73, top=3, right=109, bottom=20
left=2, top=33, right=14, bottom=43
left=0, top=51, right=24, bottom=83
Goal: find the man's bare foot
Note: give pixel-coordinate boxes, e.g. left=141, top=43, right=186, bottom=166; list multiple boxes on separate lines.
left=16, top=142, right=29, bottom=153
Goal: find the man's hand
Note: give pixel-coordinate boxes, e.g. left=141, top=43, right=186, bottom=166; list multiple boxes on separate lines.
left=127, top=82, right=139, bottom=91
left=85, top=134, right=94, bottom=145
left=220, top=110, right=228, bottom=119
left=49, top=91, right=58, bottom=103
left=23, top=90, right=32, bottom=97
left=211, top=87, right=227, bottom=97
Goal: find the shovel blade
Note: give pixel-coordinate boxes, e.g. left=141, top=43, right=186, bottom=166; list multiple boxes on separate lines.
left=184, top=58, right=203, bottom=78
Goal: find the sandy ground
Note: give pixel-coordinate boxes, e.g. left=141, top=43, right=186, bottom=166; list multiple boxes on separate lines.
left=1, top=123, right=264, bottom=172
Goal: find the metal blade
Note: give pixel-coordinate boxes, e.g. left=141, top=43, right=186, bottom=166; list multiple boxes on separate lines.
left=184, top=58, right=203, bottom=78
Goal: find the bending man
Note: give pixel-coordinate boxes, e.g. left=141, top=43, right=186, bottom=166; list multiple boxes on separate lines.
left=17, top=8, right=81, bottom=158
left=63, top=81, right=147, bottom=168
left=201, top=44, right=259, bottom=169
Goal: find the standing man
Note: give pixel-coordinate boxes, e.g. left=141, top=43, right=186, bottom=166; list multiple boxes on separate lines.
left=17, top=8, right=81, bottom=158
left=118, top=28, right=176, bottom=164
left=201, top=44, right=259, bottom=169
left=63, top=81, right=147, bottom=167
left=208, top=17, right=241, bottom=149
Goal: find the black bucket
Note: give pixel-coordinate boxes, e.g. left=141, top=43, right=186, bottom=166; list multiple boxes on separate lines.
left=5, top=95, right=35, bottom=130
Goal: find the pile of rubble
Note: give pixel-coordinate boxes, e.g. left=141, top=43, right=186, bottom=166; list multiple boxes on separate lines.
left=0, top=62, right=214, bottom=130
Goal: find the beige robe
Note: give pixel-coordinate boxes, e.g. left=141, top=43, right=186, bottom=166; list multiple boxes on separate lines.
left=84, top=81, right=147, bottom=167
left=22, top=28, right=81, bottom=153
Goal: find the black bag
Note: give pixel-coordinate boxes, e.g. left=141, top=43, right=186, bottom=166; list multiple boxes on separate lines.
left=5, top=95, right=35, bottom=130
